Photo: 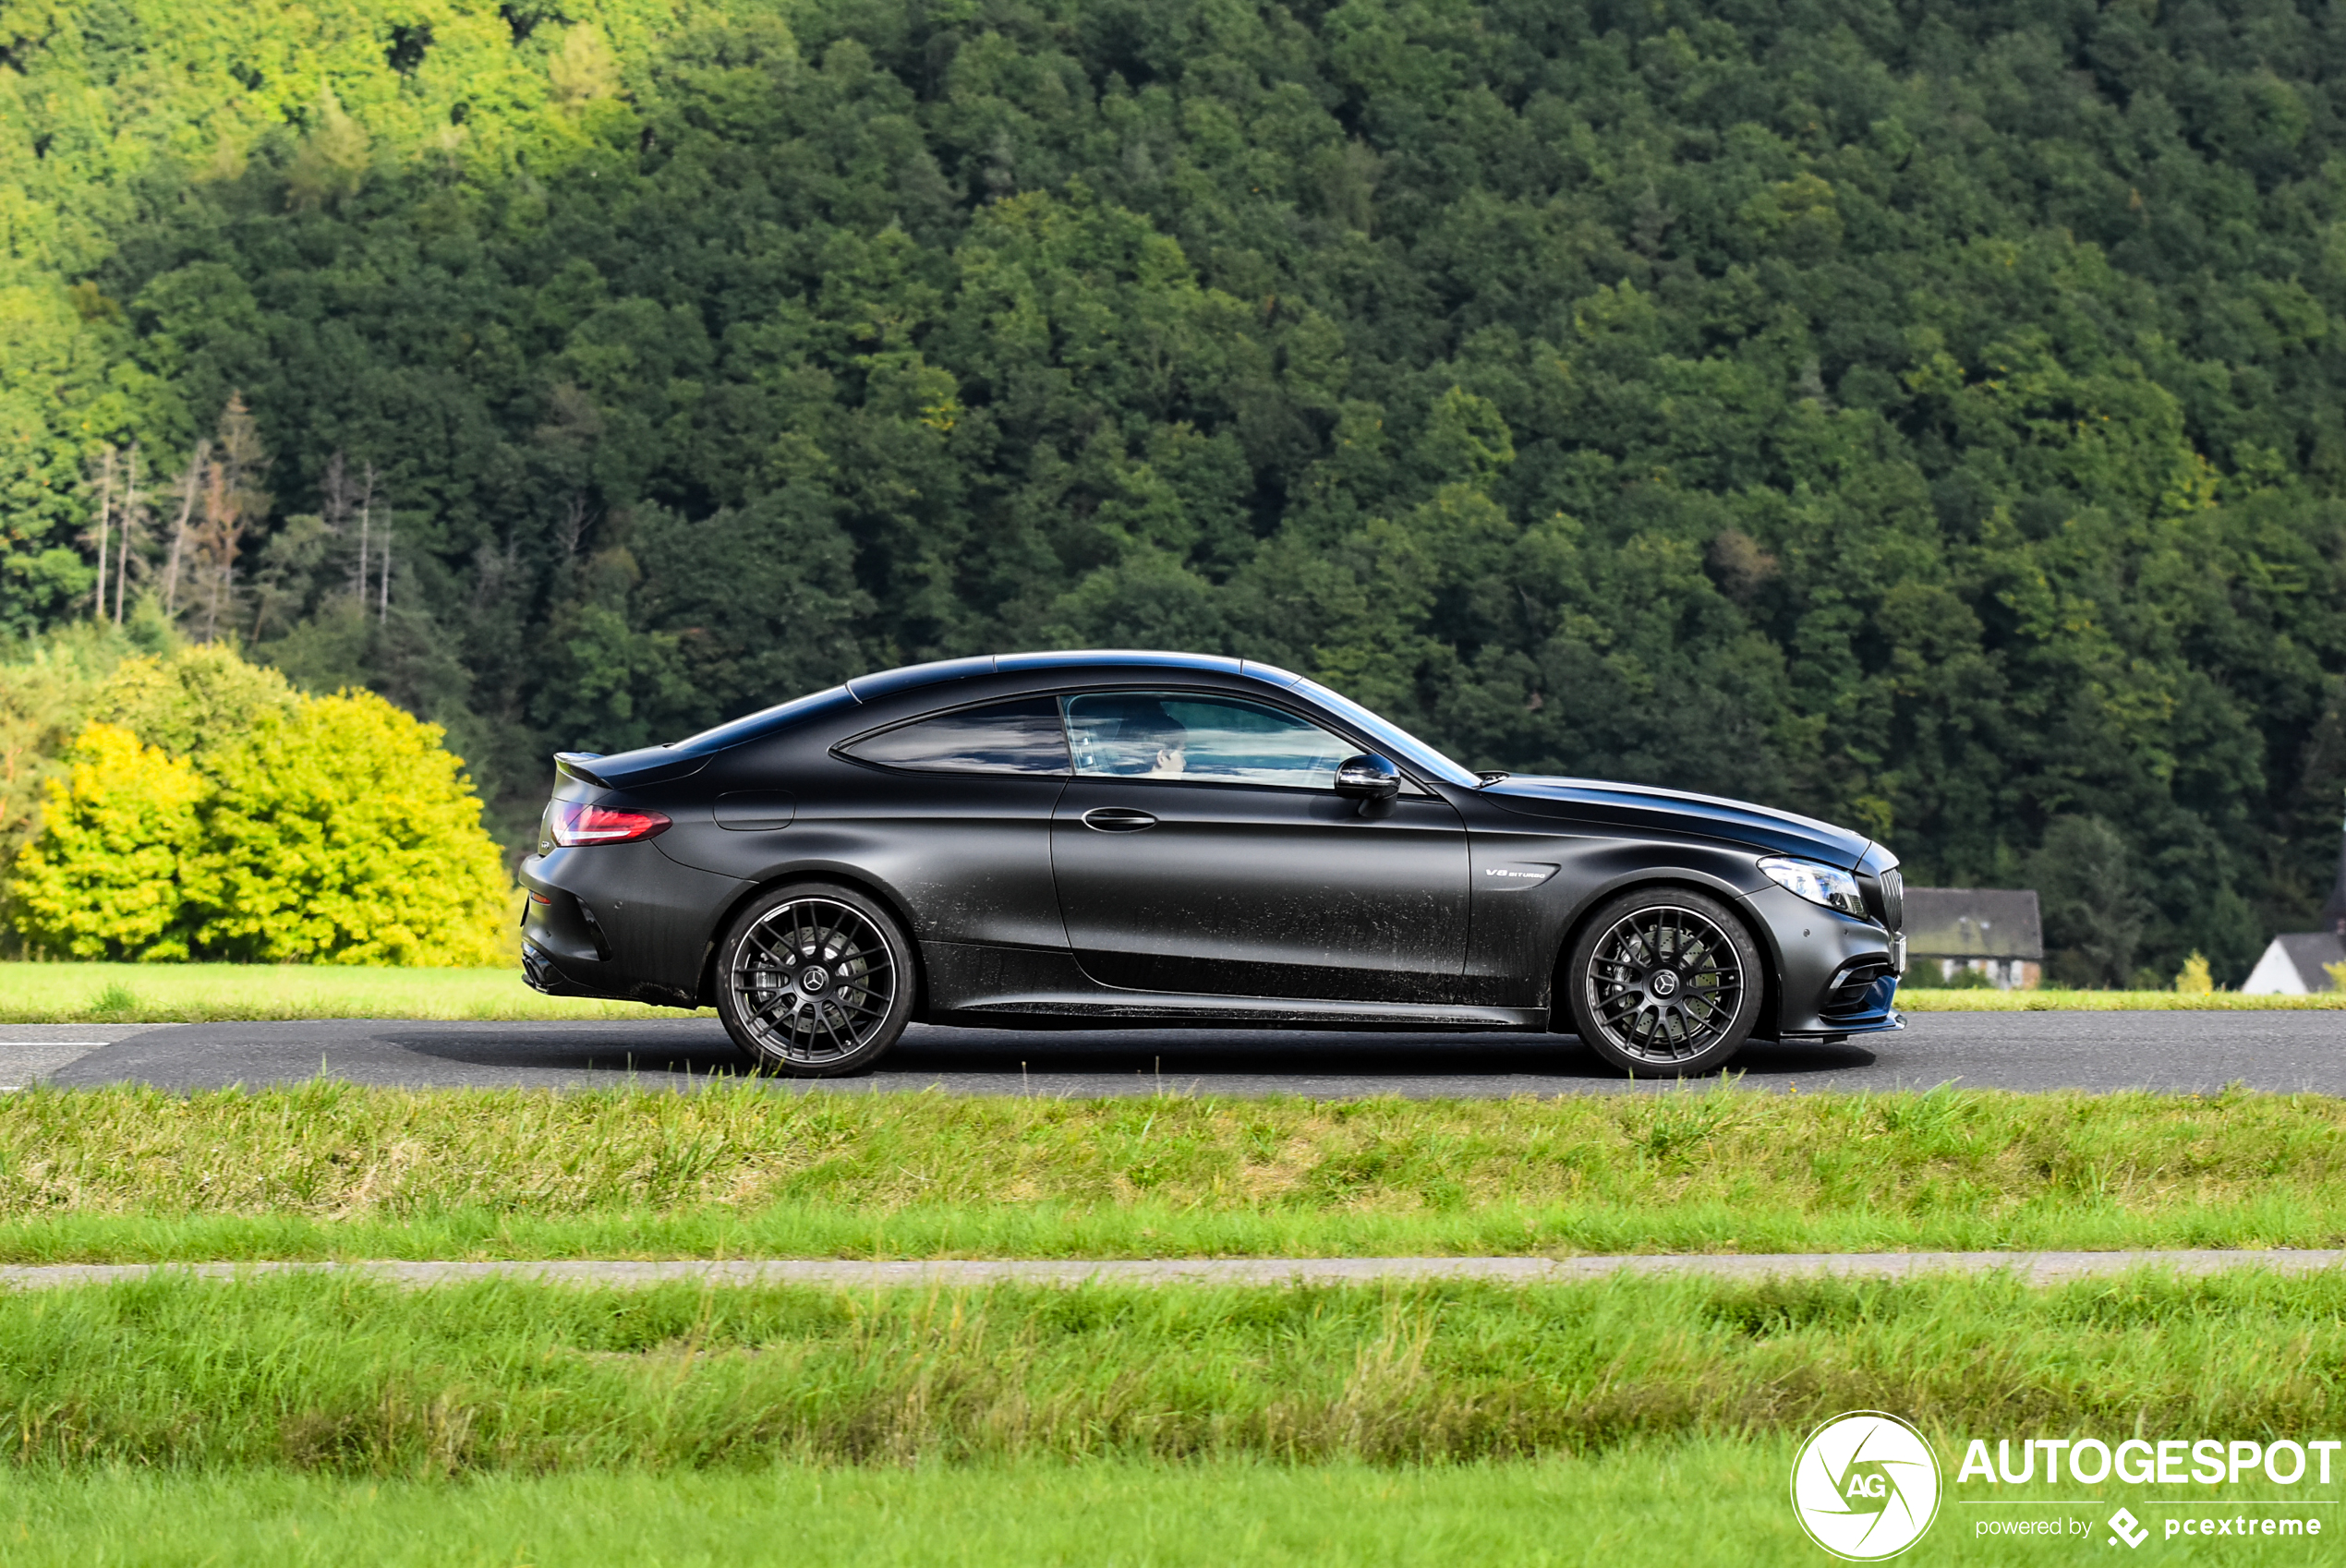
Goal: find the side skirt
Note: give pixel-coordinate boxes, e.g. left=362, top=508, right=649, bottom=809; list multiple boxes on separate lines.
left=922, top=940, right=1542, bottom=1030
left=933, top=996, right=1544, bottom=1031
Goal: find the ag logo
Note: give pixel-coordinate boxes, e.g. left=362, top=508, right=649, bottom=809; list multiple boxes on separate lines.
left=1790, top=1411, right=1941, bottom=1560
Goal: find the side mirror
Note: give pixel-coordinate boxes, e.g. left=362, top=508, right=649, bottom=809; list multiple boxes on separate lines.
left=1334, top=753, right=1401, bottom=801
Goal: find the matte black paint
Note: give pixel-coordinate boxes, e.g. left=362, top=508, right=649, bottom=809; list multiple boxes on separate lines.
left=519, top=653, right=1905, bottom=1056
left=1053, top=778, right=1469, bottom=1000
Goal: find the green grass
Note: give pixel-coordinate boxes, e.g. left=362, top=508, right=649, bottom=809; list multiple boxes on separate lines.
left=0, top=1457, right=1755, bottom=1568
left=12, top=1272, right=2346, bottom=1469
left=10, top=1446, right=2337, bottom=1567
left=9, top=1080, right=2346, bottom=1260
left=17, top=1440, right=2306, bottom=1568
left=0, top=1448, right=1936, bottom=1568
left=4, top=1275, right=2340, bottom=1563
left=0, top=961, right=698, bottom=1021
left=0, top=961, right=2333, bottom=1023
left=1897, top=987, right=2344, bottom=1010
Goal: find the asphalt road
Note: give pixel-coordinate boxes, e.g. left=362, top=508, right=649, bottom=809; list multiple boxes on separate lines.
left=11, top=1009, right=2343, bottom=1095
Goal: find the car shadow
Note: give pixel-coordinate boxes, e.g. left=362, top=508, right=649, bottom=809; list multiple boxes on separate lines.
left=392, top=1020, right=1877, bottom=1086
left=391, top=1024, right=744, bottom=1080
left=882, top=1026, right=1880, bottom=1082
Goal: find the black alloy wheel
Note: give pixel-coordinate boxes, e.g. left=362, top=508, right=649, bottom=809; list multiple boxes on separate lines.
left=1564, top=887, right=1763, bottom=1075
left=716, top=883, right=914, bottom=1076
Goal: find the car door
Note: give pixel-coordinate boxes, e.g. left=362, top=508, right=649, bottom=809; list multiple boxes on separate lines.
left=820, top=694, right=1073, bottom=951
left=1049, top=689, right=1469, bottom=1002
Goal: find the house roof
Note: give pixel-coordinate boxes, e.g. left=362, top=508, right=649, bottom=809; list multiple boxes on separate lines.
left=2243, top=932, right=2346, bottom=995
left=1903, top=887, right=2044, bottom=960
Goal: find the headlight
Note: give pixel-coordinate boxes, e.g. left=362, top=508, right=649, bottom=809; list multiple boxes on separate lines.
left=1758, top=856, right=1868, bottom=918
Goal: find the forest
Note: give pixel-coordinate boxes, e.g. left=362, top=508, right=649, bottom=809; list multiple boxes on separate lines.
left=3, top=0, right=2344, bottom=983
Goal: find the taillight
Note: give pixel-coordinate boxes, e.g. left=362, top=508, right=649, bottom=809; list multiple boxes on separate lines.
left=549, top=800, right=671, bottom=846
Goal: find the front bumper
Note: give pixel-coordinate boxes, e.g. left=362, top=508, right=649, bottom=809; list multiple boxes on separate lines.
left=1739, top=883, right=1905, bottom=1039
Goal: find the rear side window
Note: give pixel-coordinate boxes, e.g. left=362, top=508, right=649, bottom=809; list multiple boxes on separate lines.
left=840, top=696, right=1070, bottom=775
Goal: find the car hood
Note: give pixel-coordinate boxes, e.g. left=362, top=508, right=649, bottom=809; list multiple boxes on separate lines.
left=1479, top=777, right=1873, bottom=870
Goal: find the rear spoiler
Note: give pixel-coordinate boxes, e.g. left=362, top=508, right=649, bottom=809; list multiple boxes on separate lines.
left=553, top=752, right=612, bottom=788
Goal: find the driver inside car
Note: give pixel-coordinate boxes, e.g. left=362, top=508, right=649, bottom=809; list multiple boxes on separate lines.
left=1081, top=697, right=1191, bottom=777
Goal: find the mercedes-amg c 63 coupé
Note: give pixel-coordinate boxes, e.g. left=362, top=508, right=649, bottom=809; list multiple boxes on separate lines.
left=520, top=651, right=1905, bottom=1076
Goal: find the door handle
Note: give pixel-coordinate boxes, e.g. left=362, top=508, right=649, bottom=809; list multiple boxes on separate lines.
left=1082, top=807, right=1158, bottom=832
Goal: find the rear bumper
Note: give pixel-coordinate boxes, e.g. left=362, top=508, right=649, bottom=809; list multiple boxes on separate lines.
left=519, top=847, right=745, bottom=1008
left=520, top=937, right=598, bottom=997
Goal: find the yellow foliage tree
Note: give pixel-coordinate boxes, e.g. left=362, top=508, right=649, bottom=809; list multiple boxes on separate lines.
left=284, top=87, right=372, bottom=209
left=8, top=645, right=513, bottom=965
left=0, top=624, right=139, bottom=870
left=10, top=724, right=203, bottom=960
left=187, top=690, right=511, bottom=965
left=549, top=25, right=622, bottom=106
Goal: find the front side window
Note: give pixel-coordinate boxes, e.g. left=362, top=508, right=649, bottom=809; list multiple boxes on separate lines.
left=1064, top=692, right=1350, bottom=789
left=840, top=696, right=1070, bottom=775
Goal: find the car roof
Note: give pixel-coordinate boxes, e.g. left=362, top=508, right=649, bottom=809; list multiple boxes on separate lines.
left=843, top=650, right=1302, bottom=703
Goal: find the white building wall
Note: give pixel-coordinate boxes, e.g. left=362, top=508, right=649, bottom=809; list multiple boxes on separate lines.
left=2242, top=939, right=2310, bottom=995
left=1928, top=957, right=2038, bottom=990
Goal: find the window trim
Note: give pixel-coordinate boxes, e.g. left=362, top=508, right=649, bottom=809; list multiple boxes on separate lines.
left=832, top=681, right=1442, bottom=795
left=832, top=695, right=1073, bottom=778
left=1057, top=686, right=1434, bottom=797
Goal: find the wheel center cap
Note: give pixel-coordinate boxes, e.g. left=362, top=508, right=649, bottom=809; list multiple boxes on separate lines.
left=799, top=966, right=830, bottom=994
left=1650, top=970, right=1680, bottom=998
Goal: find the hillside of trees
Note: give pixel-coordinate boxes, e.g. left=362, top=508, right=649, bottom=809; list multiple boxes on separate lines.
left=4, top=0, right=2345, bottom=983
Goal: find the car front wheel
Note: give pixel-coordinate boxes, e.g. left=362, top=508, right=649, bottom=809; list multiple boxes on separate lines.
left=1564, top=887, right=1763, bottom=1076
left=716, top=882, right=914, bottom=1077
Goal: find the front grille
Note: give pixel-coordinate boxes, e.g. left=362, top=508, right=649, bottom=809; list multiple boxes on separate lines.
left=1880, top=868, right=1904, bottom=932
left=1820, top=958, right=1896, bottom=1019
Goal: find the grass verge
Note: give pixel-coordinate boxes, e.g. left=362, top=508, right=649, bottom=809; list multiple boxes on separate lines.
left=9, top=1445, right=2337, bottom=1567
left=6, top=1277, right=2340, bottom=1564
left=14, top=1272, right=2346, bottom=1468
left=0, top=962, right=2334, bottom=1022
left=0, top=962, right=695, bottom=1022
left=7, top=1080, right=2346, bottom=1259
left=0, top=1441, right=2160, bottom=1568
left=0, top=1449, right=1882, bottom=1568
left=1897, top=987, right=2344, bottom=1010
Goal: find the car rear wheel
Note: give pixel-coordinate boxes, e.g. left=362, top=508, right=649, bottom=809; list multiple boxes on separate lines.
left=1564, top=887, right=1762, bottom=1076
left=716, top=883, right=913, bottom=1077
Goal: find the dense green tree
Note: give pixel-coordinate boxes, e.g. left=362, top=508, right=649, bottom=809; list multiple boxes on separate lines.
left=4, top=0, right=2346, bottom=978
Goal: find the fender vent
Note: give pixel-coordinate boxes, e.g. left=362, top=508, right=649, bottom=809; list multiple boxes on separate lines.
left=575, top=900, right=614, bottom=962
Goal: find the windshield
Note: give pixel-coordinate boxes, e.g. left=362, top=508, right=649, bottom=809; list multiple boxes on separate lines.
left=1289, top=677, right=1481, bottom=789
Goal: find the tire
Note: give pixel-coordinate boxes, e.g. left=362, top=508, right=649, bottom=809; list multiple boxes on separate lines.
left=715, top=882, right=915, bottom=1077
left=1563, top=887, right=1764, bottom=1076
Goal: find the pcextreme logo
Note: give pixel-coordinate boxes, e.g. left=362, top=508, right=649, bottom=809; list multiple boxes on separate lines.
left=1792, top=1411, right=1944, bottom=1561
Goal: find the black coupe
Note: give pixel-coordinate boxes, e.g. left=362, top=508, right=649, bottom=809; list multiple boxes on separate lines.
left=521, top=651, right=1905, bottom=1076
